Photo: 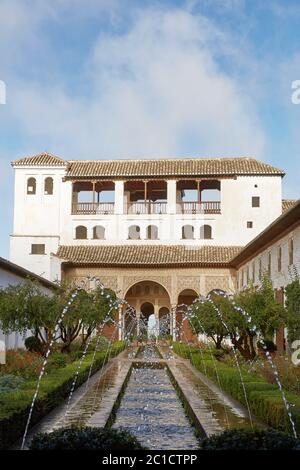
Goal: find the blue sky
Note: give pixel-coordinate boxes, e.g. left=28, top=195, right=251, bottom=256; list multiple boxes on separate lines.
left=0, top=0, right=299, bottom=258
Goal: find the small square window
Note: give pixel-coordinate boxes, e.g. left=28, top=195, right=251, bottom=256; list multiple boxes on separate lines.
left=31, top=244, right=46, bottom=255
left=252, top=196, right=260, bottom=207
left=247, top=221, right=253, bottom=228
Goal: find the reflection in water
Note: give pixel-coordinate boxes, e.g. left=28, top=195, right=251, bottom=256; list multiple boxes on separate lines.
left=173, top=362, right=258, bottom=432
left=113, top=366, right=200, bottom=450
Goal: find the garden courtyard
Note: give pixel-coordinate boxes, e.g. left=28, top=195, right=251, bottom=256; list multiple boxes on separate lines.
left=1, top=276, right=300, bottom=451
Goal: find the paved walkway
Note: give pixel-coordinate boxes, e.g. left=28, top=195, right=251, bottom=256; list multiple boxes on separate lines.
left=14, top=342, right=265, bottom=449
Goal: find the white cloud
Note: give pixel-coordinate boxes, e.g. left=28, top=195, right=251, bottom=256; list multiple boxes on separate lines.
left=1, top=0, right=264, bottom=158
left=6, top=6, right=265, bottom=160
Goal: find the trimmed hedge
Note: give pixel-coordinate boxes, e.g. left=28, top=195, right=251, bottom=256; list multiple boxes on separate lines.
left=29, top=426, right=145, bottom=450
left=200, top=429, right=300, bottom=450
left=173, top=342, right=300, bottom=436
left=0, top=341, right=126, bottom=450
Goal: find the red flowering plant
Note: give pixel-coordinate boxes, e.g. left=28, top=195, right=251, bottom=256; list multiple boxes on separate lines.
left=0, top=350, right=43, bottom=380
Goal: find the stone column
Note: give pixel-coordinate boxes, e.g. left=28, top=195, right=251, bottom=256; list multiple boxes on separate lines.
left=154, top=304, right=159, bottom=338
left=118, top=304, right=123, bottom=340
left=114, top=180, right=124, bottom=214
left=136, top=312, right=140, bottom=337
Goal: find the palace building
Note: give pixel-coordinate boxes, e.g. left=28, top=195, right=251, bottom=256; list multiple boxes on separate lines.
left=9, top=153, right=299, bottom=342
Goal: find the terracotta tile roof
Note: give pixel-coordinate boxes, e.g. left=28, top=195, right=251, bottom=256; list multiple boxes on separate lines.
left=12, top=152, right=66, bottom=167
left=65, top=157, right=284, bottom=179
left=56, top=244, right=242, bottom=267
left=282, top=199, right=298, bottom=213
left=11, top=153, right=285, bottom=178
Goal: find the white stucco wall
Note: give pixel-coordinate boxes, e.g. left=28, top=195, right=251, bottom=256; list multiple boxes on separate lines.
left=237, top=224, right=300, bottom=290
left=0, top=264, right=55, bottom=350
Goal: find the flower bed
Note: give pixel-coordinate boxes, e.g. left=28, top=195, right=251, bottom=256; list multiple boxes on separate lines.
left=172, top=342, right=300, bottom=436
left=0, top=341, right=126, bottom=449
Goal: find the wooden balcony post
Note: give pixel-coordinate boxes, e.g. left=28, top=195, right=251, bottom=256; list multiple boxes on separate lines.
left=92, top=182, right=96, bottom=205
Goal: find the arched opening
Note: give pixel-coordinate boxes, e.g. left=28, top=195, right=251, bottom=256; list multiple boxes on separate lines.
left=146, top=225, right=158, bottom=240
left=75, top=225, right=87, bottom=240
left=128, top=225, right=140, bottom=240
left=27, top=177, right=36, bottom=195
left=44, top=177, right=53, bottom=195
left=200, top=224, right=212, bottom=240
left=177, top=289, right=198, bottom=343
left=140, top=302, right=155, bottom=338
left=93, top=225, right=105, bottom=240
left=182, top=225, right=194, bottom=239
left=159, top=307, right=170, bottom=336
left=124, top=280, right=171, bottom=340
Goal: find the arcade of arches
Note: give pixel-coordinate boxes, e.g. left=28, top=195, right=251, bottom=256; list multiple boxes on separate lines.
left=62, top=265, right=236, bottom=342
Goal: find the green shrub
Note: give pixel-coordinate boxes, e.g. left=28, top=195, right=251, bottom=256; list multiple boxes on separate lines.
left=0, top=374, right=25, bottom=393
left=29, top=426, right=145, bottom=450
left=174, top=342, right=300, bottom=435
left=47, top=352, right=68, bottom=369
left=200, top=429, right=300, bottom=450
left=24, top=336, right=44, bottom=354
left=0, top=341, right=126, bottom=450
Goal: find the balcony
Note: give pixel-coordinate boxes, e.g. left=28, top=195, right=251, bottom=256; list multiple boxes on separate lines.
left=72, top=202, right=115, bottom=215
left=126, top=201, right=167, bottom=215
left=178, top=201, right=221, bottom=214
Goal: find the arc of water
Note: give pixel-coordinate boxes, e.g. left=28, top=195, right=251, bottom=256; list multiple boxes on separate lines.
left=89, top=307, right=138, bottom=416
left=63, top=278, right=138, bottom=419
left=194, top=289, right=298, bottom=438
left=64, top=299, right=119, bottom=419
left=84, top=301, right=122, bottom=392
left=21, top=287, right=83, bottom=450
left=202, top=294, right=254, bottom=429
left=174, top=304, right=230, bottom=429
left=21, top=275, right=136, bottom=449
left=227, top=293, right=298, bottom=438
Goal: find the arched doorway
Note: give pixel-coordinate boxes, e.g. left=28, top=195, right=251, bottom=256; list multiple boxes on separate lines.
left=177, top=289, right=198, bottom=343
left=124, top=281, right=171, bottom=339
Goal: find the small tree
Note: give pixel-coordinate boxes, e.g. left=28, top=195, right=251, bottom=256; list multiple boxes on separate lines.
left=58, top=285, right=117, bottom=352
left=0, top=279, right=117, bottom=353
left=236, top=277, right=285, bottom=340
left=189, top=298, right=227, bottom=349
left=285, top=278, right=300, bottom=344
left=0, top=279, right=58, bottom=348
left=189, top=277, right=286, bottom=360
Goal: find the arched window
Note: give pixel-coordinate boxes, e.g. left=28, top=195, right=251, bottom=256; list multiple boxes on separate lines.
left=27, top=177, right=36, bottom=195
left=75, top=225, right=87, bottom=240
left=93, top=225, right=105, bottom=240
left=200, top=224, right=212, bottom=239
left=182, top=225, right=194, bottom=239
left=128, top=225, right=140, bottom=240
left=44, top=177, right=53, bottom=195
left=146, top=225, right=158, bottom=240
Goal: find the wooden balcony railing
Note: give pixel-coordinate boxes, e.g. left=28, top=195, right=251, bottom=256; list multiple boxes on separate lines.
left=178, top=201, right=221, bottom=214
left=126, top=201, right=167, bottom=215
left=72, top=202, right=115, bottom=215
left=72, top=201, right=220, bottom=215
